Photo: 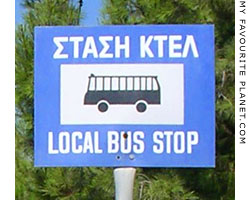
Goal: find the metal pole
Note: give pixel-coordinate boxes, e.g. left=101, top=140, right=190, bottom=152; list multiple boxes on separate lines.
left=78, top=0, right=83, bottom=25
left=114, top=168, right=136, bottom=200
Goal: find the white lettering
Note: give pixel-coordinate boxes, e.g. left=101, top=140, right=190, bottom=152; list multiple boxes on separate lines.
left=59, top=131, right=70, bottom=154
left=82, top=36, right=98, bottom=58
left=115, top=36, right=130, bottom=58
left=154, top=35, right=168, bottom=57
left=174, top=131, right=185, bottom=154
left=164, top=131, right=173, bottom=153
left=108, top=131, right=119, bottom=153
left=120, top=131, right=132, bottom=153
left=82, top=131, right=94, bottom=153
left=140, top=35, right=154, bottom=58
left=169, top=35, right=182, bottom=58
left=153, top=131, right=199, bottom=154
left=94, top=131, right=103, bottom=153
left=187, top=131, right=199, bottom=154
left=99, top=36, right=113, bottom=58
left=182, top=35, right=199, bottom=58
left=69, top=36, right=84, bottom=58
left=48, top=131, right=59, bottom=154
left=133, top=131, right=145, bottom=154
left=53, top=37, right=69, bottom=59
left=153, top=131, right=164, bottom=153
left=72, top=131, right=83, bottom=153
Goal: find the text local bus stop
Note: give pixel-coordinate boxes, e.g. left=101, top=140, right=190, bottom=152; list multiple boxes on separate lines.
left=34, top=25, right=215, bottom=199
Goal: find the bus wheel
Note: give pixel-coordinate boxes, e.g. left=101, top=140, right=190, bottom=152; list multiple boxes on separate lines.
left=136, top=102, right=147, bottom=113
left=98, top=102, right=108, bottom=112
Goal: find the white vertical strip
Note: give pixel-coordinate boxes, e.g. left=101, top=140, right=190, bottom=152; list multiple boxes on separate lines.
left=114, top=168, right=136, bottom=200
left=235, top=0, right=250, bottom=199
left=0, top=0, right=14, bottom=199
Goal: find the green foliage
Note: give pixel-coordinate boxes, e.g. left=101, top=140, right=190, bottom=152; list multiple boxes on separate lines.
left=16, top=0, right=234, bottom=199
left=37, top=168, right=114, bottom=200
left=22, top=0, right=81, bottom=27
left=101, top=0, right=213, bottom=25
left=16, top=132, right=39, bottom=200
left=134, top=169, right=199, bottom=200
left=15, top=0, right=83, bottom=199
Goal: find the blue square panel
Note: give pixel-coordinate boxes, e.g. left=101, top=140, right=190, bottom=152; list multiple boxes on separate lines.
left=34, top=25, right=215, bottom=167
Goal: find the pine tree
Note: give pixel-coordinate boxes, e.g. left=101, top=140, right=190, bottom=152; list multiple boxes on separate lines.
left=102, top=0, right=235, bottom=199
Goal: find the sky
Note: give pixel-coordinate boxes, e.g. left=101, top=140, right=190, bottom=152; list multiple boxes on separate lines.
left=15, top=0, right=103, bottom=26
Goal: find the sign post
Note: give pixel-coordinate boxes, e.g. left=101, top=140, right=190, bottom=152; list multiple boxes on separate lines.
left=34, top=25, right=215, bottom=198
left=114, top=168, right=136, bottom=200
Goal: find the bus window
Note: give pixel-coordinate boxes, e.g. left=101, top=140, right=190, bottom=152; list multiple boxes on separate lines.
left=127, top=77, right=133, bottom=91
left=134, top=77, right=140, bottom=90
left=140, top=77, right=146, bottom=90
left=96, top=77, right=103, bottom=91
left=88, top=77, right=95, bottom=91
left=120, top=77, right=126, bottom=91
left=104, top=77, right=110, bottom=91
left=146, top=77, right=152, bottom=90
left=112, top=77, right=119, bottom=91
left=153, top=78, right=159, bottom=91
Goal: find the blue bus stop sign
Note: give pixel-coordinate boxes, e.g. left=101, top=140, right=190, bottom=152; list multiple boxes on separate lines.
left=34, top=25, right=215, bottom=167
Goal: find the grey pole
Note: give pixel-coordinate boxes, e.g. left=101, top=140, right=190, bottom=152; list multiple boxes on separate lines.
left=114, top=168, right=136, bottom=200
